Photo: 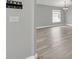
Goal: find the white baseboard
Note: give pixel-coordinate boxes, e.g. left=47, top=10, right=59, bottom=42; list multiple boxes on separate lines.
left=36, top=25, right=53, bottom=29
left=35, top=53, right=38, bottom=59
left=66, top=24, right=72, bottom=26
left=36, top=24, right=66, bottom=29
left=25, top=53, right=37, bottom=59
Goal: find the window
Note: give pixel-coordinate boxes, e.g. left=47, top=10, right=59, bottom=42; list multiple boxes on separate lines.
left=52, top=10, right=61, bottom=23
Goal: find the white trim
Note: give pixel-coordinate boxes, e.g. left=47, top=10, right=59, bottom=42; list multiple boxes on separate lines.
left=25, top=56, right=35, bottom=59
left=36, top=24, right=65, bottom=29
left=66, top=24, right=72, bottom=26
left=36, top=25, right=53, bottom=29
left=25, top=53, right=37, bottom=59
left=35, top=53, right=38, bottom=59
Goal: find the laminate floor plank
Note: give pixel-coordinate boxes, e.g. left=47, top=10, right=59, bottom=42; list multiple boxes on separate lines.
left=37, top=26, right=72, bottom=59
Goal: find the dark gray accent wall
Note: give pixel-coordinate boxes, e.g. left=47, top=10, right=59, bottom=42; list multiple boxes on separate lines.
left=6, top=0, right=35, bottom=59
left=35, top=4, right=65, bottom=27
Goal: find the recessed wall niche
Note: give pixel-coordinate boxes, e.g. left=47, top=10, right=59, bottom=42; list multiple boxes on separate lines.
left=6, top=0, right=23, bottom=9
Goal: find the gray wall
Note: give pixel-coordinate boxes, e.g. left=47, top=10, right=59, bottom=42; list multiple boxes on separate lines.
left=35, top=4, right=65, bottom=27
left=6, top=0, right=35, bottom=59
left=65, top=6, right=72, bottom=24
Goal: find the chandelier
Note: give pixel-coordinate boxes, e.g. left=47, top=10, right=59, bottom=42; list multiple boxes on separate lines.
left=63, top=0, right=68, bottom=10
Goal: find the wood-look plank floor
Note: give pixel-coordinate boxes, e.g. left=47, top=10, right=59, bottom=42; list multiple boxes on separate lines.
left=36, top=26, right=72, bottom=59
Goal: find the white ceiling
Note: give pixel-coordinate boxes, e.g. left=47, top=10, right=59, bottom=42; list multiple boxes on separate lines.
left=36, top=0, right=72, bottom=7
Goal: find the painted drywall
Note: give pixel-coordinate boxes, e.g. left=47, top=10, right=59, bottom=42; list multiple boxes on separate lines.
left=65, top=6, right=72, bottom=24
left=6, top=0, right=35, bottom=59
left=35, top=4, right=65, bottom=27
left=36, top=0, right=72, bottom=7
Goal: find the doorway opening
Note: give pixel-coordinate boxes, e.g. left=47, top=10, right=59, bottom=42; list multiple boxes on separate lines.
left=34, top=0, right=72, bottom=59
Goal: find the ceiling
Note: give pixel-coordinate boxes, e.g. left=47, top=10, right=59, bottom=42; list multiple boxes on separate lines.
left=36, top=0, right=72, bottom=7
